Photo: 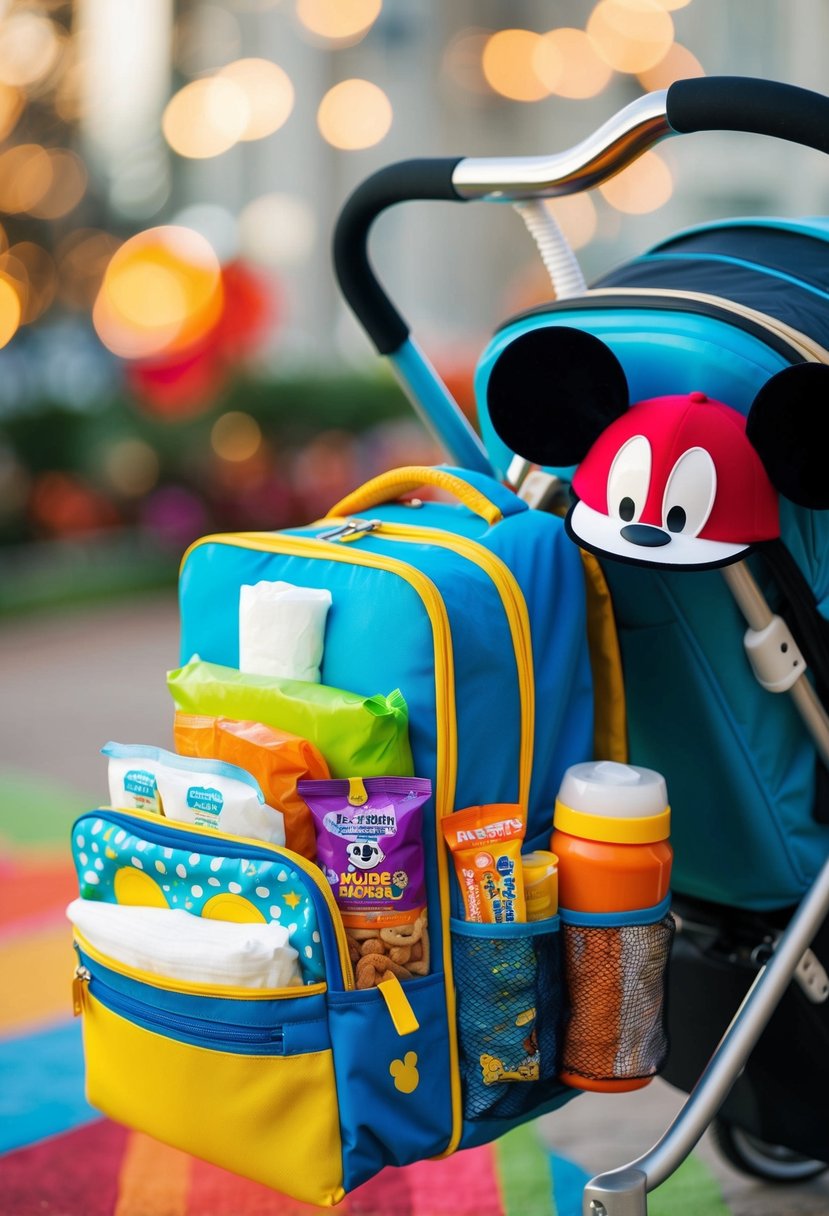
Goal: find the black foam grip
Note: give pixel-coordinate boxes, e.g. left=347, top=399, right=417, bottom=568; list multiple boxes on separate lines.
left=667, top=77, right=829, bottom=155
left=332, top=158, right=465, bottom=355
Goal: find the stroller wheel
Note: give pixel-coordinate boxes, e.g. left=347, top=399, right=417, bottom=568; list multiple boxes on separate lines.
left=711, top=1118, right=828, bottom=1184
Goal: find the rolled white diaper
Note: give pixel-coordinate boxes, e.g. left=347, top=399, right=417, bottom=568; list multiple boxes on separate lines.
left=67, top=898, right=302, bottom=989
left=239, top=580, right=332, bottom=683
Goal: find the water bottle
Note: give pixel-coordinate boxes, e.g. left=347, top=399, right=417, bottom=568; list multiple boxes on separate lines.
left=551, top=761, right=673, bottom=1092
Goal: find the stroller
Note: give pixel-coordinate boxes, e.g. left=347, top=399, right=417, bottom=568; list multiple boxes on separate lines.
left=334, top=75, right=829, bottom=1214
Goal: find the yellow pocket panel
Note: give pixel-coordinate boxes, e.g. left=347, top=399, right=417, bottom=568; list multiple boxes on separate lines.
left=81, top=992, right=345, bottom=1206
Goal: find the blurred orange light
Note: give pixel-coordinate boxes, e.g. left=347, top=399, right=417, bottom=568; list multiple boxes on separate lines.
left=482, top=29, right=549, bottom=102
left=0, top=273, right=21, bottom=349
left=587, top=0, right=674, bottom=74
left=296, top=0, right=382, bottom=44
left=599, top=148, right=673, bottom=213
left=0, top=145, right=53, bottom=214
left=535, top=28, right=613, bottom=99
left=638, top=41, right=704, bottom=90
left=30, top=471, right=119, bottom=537
left=103, top=438, right=161, bottom=497
left=317, top=79, right=392, bottom=150
left=218, top=59, right=295, bottom=140
left=0, top=82, right=24, bottom=141
left=652, top=0, right=692, bottom=9
left=0, top=12, right=63, bottom=88
left=163, top=77, right=249, bottom=159
left=211, top=411, right=263, bottom=462
left=93, top=226, right=223, bottom=360
left=29, top=150, right=88, bottom=220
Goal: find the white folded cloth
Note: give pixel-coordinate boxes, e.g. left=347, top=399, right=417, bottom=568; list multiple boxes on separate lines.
left=239, top=580, right=332, bottom=683
left=67, top=898, right=301, bottom=989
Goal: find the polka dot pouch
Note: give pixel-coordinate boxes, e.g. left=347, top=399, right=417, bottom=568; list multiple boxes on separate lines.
left=71, top=808, right=331, bottom=984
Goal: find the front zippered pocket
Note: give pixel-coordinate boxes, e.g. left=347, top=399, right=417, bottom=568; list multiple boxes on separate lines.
left=74, top=960, right=288, bottom=1052
left=72, top=927, right=345, bottom=1203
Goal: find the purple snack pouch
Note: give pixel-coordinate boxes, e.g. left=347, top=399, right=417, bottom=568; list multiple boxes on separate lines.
left=298, top=776, right=431, bottom=929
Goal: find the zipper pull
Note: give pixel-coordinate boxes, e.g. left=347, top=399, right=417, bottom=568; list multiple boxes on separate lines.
left=73, top=965, right=91, bottom=1017
left=318, top=518, right=381, bottom=543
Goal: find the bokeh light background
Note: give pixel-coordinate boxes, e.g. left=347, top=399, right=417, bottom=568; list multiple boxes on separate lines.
left=0, top=0, right=826, bottom=612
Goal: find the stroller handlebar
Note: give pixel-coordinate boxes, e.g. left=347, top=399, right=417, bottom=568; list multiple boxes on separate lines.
left=334, top=75, right=829, bottom=357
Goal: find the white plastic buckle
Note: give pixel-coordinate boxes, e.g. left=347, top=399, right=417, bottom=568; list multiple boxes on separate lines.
left=517, top=470, right=568, bottom=512
left=795, top=947, right=829, bottom=1004
left=742, top=615, right=806, bottom=693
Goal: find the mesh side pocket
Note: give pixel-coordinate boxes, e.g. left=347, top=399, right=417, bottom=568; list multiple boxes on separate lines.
left=450, top=918, right=566, bottom=1122
left=561, top=913, right=675, bottom=1086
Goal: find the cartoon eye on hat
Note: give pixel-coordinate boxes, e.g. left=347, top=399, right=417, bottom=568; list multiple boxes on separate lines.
left=487, top=327, right=829, bottom=570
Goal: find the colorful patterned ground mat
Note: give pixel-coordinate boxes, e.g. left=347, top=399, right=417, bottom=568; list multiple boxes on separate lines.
left=0, top=772, right=730, bottom=1215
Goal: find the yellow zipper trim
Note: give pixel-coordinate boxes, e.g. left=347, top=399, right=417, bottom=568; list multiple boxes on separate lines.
left=182, top=531, right=464, bottom=1151
left=93, top=803, right=356, bottom=993
left=73, top=931, right=326, bottom=1001
left=319, top=519, right=535, bottom=811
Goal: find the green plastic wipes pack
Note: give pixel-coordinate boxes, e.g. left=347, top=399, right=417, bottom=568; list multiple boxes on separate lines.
left=167, top=657, right=414, bottom=780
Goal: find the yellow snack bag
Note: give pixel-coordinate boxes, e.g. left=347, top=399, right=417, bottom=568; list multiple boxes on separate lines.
left=174, top=714, right=329, bottom=860
left=442, top=803, right=527, bottom=923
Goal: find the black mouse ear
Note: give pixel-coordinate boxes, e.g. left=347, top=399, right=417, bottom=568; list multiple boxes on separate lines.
left=486, top=326, right=630, bottom=468
left=746, top=363, right=829, bottom=509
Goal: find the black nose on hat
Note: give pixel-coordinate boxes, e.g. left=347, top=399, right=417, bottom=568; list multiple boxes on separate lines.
left=621, top=523, right=671, bottom=548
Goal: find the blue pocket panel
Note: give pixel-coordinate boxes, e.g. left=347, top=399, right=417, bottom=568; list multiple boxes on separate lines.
left=328, top=975, right=453, bottom=1191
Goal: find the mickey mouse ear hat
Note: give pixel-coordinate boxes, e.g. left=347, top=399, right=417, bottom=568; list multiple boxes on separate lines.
left=488, top=328, right=829, bottom=571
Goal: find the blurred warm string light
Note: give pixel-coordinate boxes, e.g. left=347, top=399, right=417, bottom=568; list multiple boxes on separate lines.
left=0, top=271, right=21, bottom=349
left=101, top=438, right=161, bottom=498
left=239, top=193, right=316, bottom=266
left=482, top=29, right=548, bottom=102
left=317, top=79, right=392, bottom=150
left=0, top=10, right=64, bottom=89
left=0, top=82, right=24, bottom=140
left=218, top=59, right=295, bottom=140
left=0, top=147, right=89, bottom=221
left=599, top=148, right=673, bottom=213
left=295, top=0, right=382, bottom=47
left=534, top=27, right=613, bottom=99
left=587, top=0, right=675, bottom=74
left=93, top=227, right=224, bottom=360
left=162, top=58, right=294, bottom=158
left=211, top=411, right=263, bottom=463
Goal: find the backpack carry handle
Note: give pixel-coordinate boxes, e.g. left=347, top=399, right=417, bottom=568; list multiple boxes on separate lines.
left=326, top=464, right=527, bottom=526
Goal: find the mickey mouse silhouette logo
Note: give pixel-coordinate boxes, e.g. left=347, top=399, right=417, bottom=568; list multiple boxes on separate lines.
left=487, top=327, right=829, bottom=569
left=389, top=1050, right=419, bottom=1094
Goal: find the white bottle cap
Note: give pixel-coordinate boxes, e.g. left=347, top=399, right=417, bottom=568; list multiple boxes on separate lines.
left=556, top=761, right=668, bottom=819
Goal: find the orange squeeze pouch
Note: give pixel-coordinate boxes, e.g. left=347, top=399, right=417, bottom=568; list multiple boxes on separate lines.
left=442, top=803, right=526, bottom=923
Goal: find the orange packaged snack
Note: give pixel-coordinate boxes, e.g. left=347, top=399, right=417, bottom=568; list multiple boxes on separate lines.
left=173, top=713, right=329, bottom=859
left=442, top=803, right=527, bottom=923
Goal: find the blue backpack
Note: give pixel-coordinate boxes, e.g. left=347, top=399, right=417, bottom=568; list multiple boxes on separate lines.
left=478, top=217, right=829, bottom=912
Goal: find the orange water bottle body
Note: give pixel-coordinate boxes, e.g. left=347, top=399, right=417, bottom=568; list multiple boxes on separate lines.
left=553, top=761, right=672, bottom=1094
